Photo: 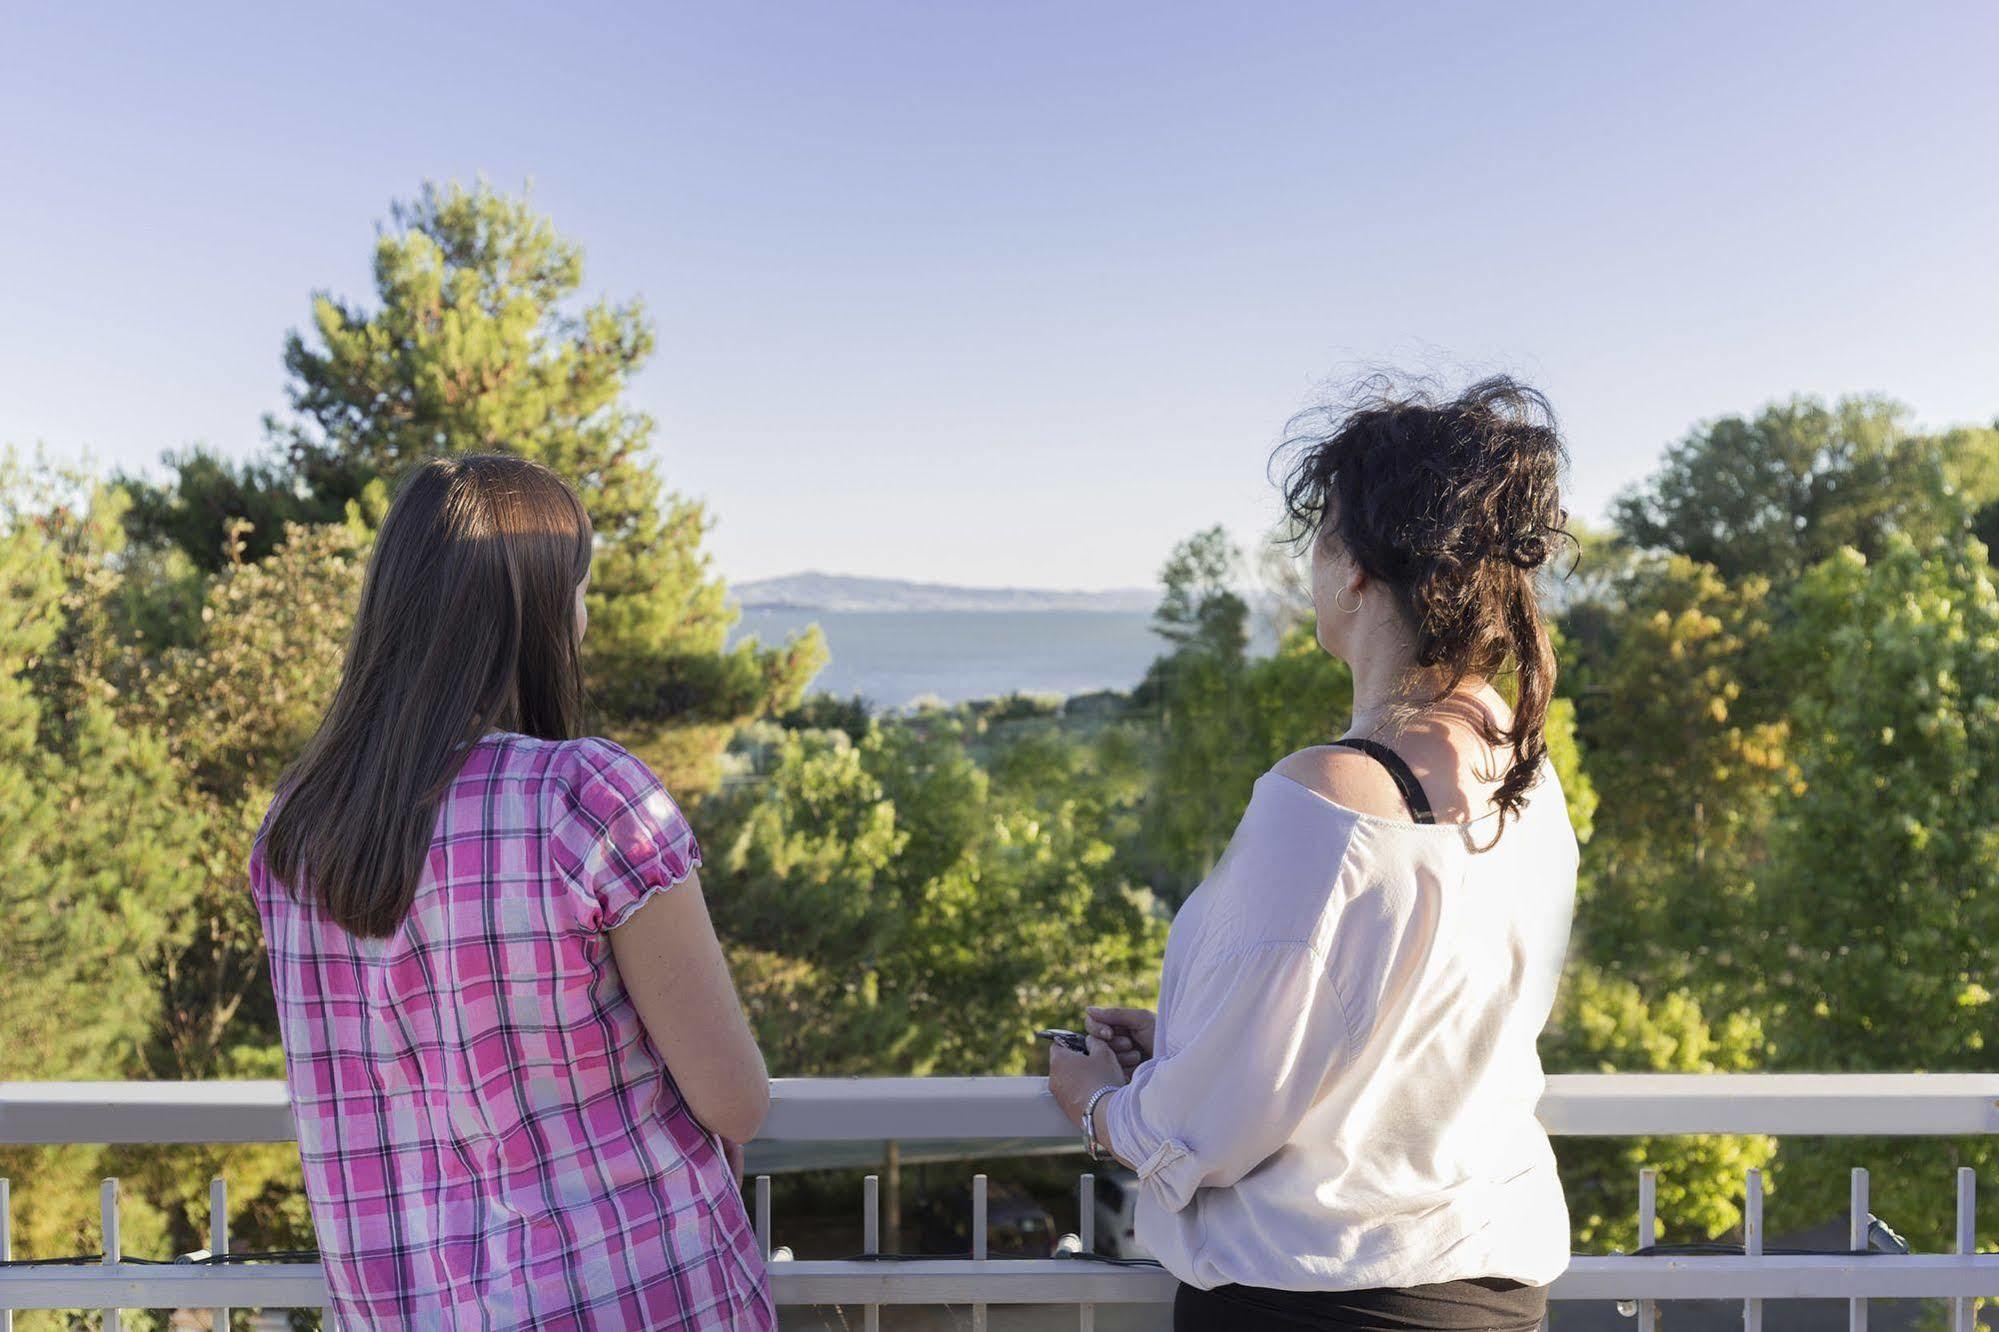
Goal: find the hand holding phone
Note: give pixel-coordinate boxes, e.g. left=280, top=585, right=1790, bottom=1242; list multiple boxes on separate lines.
left=1036, top=1027, right=1090, bottom=1053
left=1086, top=1006, right=1156, bottom=1073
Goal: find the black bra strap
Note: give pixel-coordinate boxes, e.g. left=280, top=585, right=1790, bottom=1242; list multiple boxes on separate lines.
left=1329, top=738, right=1436, bottom=824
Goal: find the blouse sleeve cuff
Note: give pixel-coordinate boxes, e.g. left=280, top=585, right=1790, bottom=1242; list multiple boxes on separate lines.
left=601, top=845, right=703, bottom=932
left=1102, top=1084, right=1203, bottom=1213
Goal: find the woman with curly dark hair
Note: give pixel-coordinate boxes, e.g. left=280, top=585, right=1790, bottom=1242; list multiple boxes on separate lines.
left=1049, top=377, right=1580, bottom=1331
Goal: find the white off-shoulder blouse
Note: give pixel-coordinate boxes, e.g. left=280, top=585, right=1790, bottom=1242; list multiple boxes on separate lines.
left=1101, top=764, right=1578, bottom=1292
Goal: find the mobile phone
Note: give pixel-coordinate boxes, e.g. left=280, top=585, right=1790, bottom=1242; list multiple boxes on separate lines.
left=1036, top=1027, right=1090, bottom=1053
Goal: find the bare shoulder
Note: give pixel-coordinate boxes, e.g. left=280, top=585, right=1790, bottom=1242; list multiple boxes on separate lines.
left=1270, top=745, right=1412, bottom=821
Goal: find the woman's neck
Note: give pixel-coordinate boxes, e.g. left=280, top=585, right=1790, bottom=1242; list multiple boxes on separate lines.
left=1346, top=646, right=1476, bottom=738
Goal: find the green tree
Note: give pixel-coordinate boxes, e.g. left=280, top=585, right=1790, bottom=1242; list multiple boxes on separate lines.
left=142, top=518, right=370, bottom=802
left=1753, top=535, right=1999, bottom=1247
left=1945, top=424, right=1999, bottom=553
left=0, top=467, right=221, bottom=1081
left=1542, top=690, right=1598, bottom=849
left=705, top=722, right=1167, bottom=1076
left=705, top=728, right=922, bottom=1073
left=1540, top=674, right=1780, bottom=1255
left=1543, top=965, right=1776, bottom=1250
left=1137, top=529, right=1352, bottom=897
left=0, top=461, right=310, bottom=1294
left=1149, top=524, right=1248, bottom=660
left=119, top=444, right=345, bottom=571
left=1138, top=620, right=1354, bottom=899
left=1612, top=396, right=1973, bottom=583
left=1564, top=556, right=1791, bottom=999
left=127, top=181, right=823, bottom=792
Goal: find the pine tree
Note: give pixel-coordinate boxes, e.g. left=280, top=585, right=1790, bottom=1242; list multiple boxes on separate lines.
left=129, top=181, right=824, bottom=790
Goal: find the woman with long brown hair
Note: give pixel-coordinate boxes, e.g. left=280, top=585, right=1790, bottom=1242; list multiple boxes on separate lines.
left=1049, top=377, right=1580, bottom=1331
left=252, top=455, right=774, bottom=1329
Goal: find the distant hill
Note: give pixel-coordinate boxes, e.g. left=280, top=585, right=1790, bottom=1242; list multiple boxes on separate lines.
left=736, top=572, right=1156, bottom=614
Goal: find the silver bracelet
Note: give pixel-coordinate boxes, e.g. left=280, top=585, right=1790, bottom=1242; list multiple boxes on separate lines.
left=1081, top=1084, right=1118, bottom=1163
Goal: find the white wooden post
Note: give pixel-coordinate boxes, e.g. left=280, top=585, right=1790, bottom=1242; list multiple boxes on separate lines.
left=1078, top=1173, right=1096, bottom=1332
left=1850, top=1167, right=1869, bottom=1332
left=210, top=1177, right=230, bottom=1332
left=1638, top=1167, right=1658, bottom=1332
left=972, top=1174, right=988, bottom=1332
left=1954, top=1168, right=1975, bottom=1332
left=1743, top=1168, right=1763, bottom=1332
left=1, top=1176, right=12, bottom=1332
left=101, top=1178, right=121, bottom=1332
left=862, top=1174, right=880, bottom=1332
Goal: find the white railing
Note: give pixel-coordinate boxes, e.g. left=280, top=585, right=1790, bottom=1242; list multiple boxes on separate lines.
left=3, top=1074, right=1998, bottom=1327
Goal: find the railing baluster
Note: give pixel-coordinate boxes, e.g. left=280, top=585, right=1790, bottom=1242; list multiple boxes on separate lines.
left=755, top=1175, right=772, bottom=1259
left=2, top=1176, right=12, bottom=1332
left=1638, top=1167, right=1657, bottom=1332
left=211, top=1176, right=231, bottom=1332
left=1743, top=1168, right=1763, bottom=1332
left=1954, top=1167, right=1975, bottom=1332
left=101, top=1177, right=121, bottom=1332
left=863, top=1173, right=880, bottom=1332
left=1850, top=1167, right=1869, bottom=1332
left=972, top=1173, right=988, bottom=1332
left=1078, top=1173, right=1095, bottom=1332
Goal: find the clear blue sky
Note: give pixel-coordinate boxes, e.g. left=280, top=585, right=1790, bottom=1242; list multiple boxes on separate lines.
left=3, top=2, right=1995, bottom=589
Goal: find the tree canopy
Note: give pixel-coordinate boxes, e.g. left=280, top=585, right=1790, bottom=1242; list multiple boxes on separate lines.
left=1611, top=395, right=1999, bottom=582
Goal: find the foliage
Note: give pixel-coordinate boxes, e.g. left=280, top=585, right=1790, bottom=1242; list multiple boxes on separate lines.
left=1542, top=694, right=1597, bottom=850
left=119, top=444, right=346, bottom=571
left=1137, top=528, right=1353, bottom=898
left=704, top=721, right=1167, bottom=1076
left=1761, top=535, right=1999, bottom=1069
left=0, top=461, right=314, bottom=1304
left=777, top=691, right=873, bottom=741
left=143, top=520, right=369, bottom=802
left=1611, top=395, right=1985, bottom=583
left=1564, top=556, right=1791, bottom=1000
left=1749, top=535, right=1999, bottom=1246
left=1543, top=965, right=1776, bottom=1250
left=124, top=180, right=822, bottom=793
left=1565, top=415, right=1999, bottom=1253
left=1148, top=524, right=1249, bottom=659
left=1137, top=621, right=1354, bottom=898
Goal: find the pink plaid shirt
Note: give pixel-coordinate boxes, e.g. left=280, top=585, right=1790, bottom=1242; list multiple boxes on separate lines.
left=251, top=734, right=775, bottom=1330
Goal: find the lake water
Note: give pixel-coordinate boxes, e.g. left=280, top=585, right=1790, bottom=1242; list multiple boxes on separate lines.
left=732, top=608, right=1165, bottom=708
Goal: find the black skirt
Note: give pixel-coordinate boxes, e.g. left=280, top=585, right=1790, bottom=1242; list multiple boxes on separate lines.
left=1173, top=1277, right=1547, bottom=1332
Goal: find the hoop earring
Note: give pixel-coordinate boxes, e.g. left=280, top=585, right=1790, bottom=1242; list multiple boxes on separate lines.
left=1333, top=587, right=1363, bottom=615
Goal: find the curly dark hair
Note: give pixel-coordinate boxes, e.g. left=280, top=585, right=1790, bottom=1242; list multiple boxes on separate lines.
left=1276, top=374, right=1571, bottom=826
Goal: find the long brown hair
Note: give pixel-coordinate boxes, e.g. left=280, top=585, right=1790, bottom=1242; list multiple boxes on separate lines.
left=264, top=454, right=593, bottom=936
left=1278, top=375, right=1571, bottom=826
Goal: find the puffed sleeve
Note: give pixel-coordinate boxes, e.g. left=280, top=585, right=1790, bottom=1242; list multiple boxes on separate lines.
left=1100, top=940, right=1353, bottom=1214
left=550, top=739, right=704, bottom=931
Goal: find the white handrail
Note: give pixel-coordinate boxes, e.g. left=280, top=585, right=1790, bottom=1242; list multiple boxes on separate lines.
left=6, top=1075, right=1999, bottom=1314
left=8, top=1254, right=1999, bottom=1311
left=4, top=1073, right=1998, bottom=1145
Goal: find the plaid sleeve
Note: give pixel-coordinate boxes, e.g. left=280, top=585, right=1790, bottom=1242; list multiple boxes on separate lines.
left=553, top=739, right=705, bottom=932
